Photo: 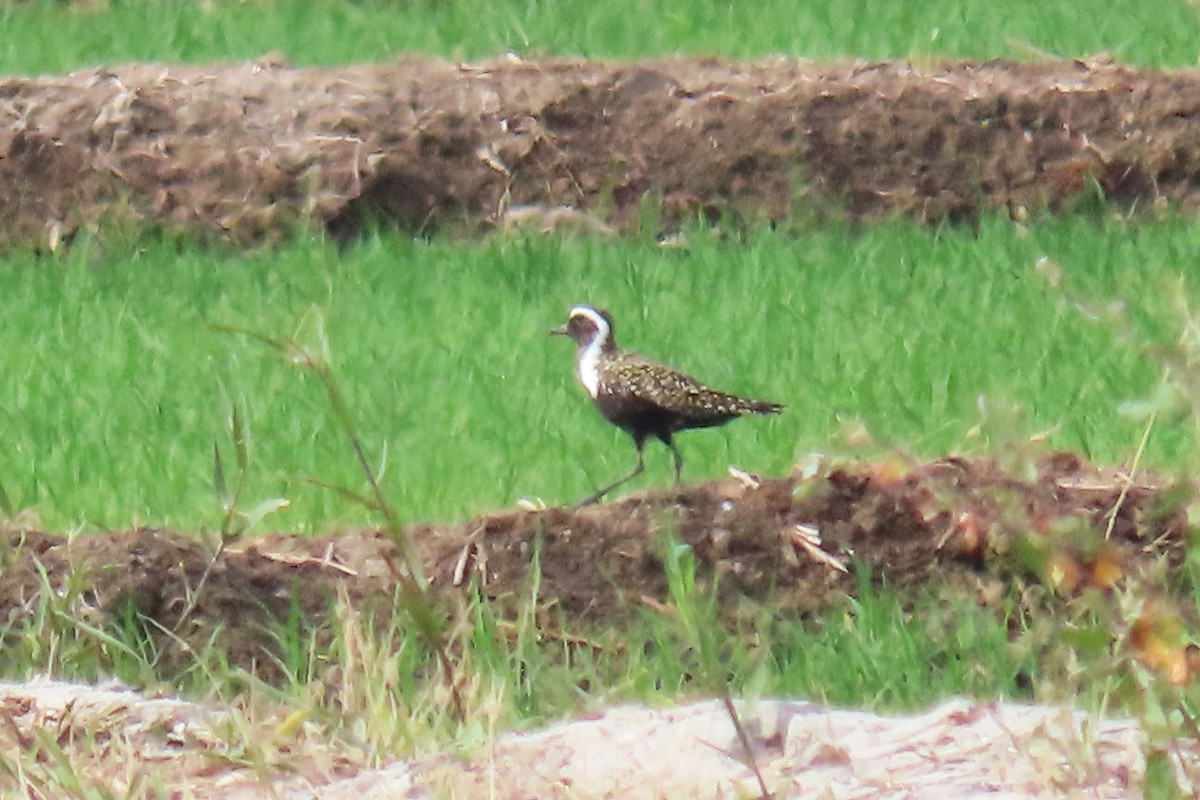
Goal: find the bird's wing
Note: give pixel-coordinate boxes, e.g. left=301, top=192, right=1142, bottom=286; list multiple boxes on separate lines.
left=606, top=355, right=741, bottom=418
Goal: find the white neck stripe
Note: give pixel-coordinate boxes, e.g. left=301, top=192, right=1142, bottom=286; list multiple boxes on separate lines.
left=571, top=306, right=610, bottom=399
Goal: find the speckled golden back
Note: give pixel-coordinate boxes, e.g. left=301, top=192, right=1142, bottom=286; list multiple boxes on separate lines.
left=598, top=351, right=781, bottom=427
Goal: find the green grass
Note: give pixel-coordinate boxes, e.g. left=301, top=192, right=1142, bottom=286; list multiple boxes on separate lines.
left=0, top=216, right=1196, bottom=533
left=0, top=553, right=1028, bottom=721
left=467, top=585, right=1030, bottom=722
left=0, top=557, right=1047, bottom=789
left=13, top=549, right=1182, bottom=791
left=2, top=0, right=1199, bottom=75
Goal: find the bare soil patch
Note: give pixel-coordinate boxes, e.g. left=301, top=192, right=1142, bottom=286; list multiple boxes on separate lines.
left=0, top=453, right=1188, bottom=682
left=3, top=680, right=1182, bottom=798
left=7, top=56, right=1200, bottom=248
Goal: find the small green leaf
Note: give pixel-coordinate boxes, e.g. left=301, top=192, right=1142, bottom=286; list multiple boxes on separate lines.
left=302, top=477, right=383, bottom=513
left=376, top=440, right=389, bottom=483
left=212, top=442, right=227, bottom=503
left=0, top=480, right=14, bottom=518
left=230, top=403, right=248, bottom=472
left=240, top=497, right=290, bottom=534
left=1118, top=380, right=1186, bottom=423
left=1143, top=748, right=1181, bottom=799
left=665, top=541, right=697, bottom=604
left=1061, top=626, right=1111, bottom=657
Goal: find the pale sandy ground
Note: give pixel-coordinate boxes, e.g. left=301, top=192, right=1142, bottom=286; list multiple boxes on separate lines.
left=2, top=678, right=1194, bottom=798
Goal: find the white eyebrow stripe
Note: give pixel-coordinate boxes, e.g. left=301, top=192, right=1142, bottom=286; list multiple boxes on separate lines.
left=570, top=305, right=609, bottom=333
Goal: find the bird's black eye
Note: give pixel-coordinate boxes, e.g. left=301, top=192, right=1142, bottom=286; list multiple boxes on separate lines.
left=569, top=317, right=594, bottom=338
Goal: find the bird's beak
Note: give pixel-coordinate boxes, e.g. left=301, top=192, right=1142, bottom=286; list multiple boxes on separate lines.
left=549, top=323, right=568, bottom=337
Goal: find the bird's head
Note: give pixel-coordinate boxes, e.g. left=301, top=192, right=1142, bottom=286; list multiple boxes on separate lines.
left=550, top=305, right=616, bottom=350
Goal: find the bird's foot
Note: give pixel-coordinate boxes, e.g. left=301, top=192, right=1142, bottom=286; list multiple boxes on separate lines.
left=577, top=492, right=605, bottom=507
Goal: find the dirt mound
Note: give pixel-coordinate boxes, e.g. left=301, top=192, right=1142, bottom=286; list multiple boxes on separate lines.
left=6, top=56, right=1200, bottom=249
left=0, top=453, right=1186, bottom=681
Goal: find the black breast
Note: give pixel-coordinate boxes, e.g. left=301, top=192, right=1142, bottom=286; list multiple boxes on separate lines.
left=595, top=383, right=737, bottom=441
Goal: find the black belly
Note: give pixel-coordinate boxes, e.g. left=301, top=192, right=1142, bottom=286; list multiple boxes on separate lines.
left=595, top=391, right=735, bottom=440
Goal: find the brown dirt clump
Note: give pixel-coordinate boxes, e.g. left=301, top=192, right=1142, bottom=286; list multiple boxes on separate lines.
left=0, top=453, right=1187, bottom=681
left=7, top=56, right=1200, bottom=249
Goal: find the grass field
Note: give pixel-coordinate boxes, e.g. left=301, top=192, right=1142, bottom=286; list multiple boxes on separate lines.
left=1, top=217, right=1196, bottom=532
left=2, top=0, right=1199, bottom=75
left=2, top=4, right=1199, bottom=793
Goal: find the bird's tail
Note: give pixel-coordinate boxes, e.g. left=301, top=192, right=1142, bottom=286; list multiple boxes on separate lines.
left=738, top=397, right=784, bottom=415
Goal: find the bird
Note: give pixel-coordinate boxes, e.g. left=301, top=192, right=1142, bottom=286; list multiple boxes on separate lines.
left=551, top=304, right=783, bottom=504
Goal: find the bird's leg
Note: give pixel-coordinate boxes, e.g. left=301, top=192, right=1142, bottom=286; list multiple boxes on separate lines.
left=580, top=440, right=646, bottom=506
left=659, top=433, right=684, bottom=485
